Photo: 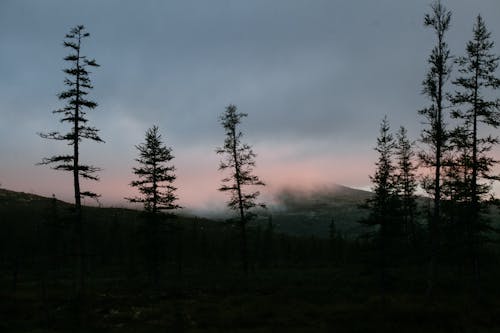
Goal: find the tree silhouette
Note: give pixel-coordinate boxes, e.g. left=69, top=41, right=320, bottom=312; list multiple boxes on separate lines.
left=395, top=126, right=418, bottom=246
left=127, top=125, right=179, bottom=286
left=216, top=104, right=265, bottom=274
left=38, top=25, right=102, bottom=296
left=362, top=116, right=398, bottom=291
left=367, top=117, right=398, bottom=227
left=450, top=15, right=500, bottom=288
left=127, top=125, right=179, bottom=214
left=418, top=1, right=453, bottom=294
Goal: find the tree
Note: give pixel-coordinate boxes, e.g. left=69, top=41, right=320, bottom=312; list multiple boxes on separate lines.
left=366, top=117, right=398, bottom=228
left=38, top=25, right=102, bottom=295
left=441, top=122, right=473, bottom=266
left=216, top=104, right=265, bottom=274
left=450, top=15, right=500, bottom=286
left=127, top=125, right=179, bottom=214
left=395, top=126, right=418, bottom=246
left=127, top=125, right=180, bottom=286
left=362, top=116, right=398, bottom=291
left=418, top=1, right=453, bottom=294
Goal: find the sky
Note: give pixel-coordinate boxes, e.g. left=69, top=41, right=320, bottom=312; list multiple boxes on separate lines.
left=1, top=0, right=500, bottom=212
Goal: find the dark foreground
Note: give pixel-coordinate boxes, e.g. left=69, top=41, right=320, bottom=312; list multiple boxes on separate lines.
left=2, top=267, right=500, bottom=333
left=2, top=190, right=500, bottom=332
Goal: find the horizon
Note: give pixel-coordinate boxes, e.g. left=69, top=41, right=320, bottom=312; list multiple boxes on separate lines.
left=0, top=182, right=373, bottom=216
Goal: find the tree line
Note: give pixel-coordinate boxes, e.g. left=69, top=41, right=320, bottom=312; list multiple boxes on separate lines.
left=364, top=2, right=500, bottom=296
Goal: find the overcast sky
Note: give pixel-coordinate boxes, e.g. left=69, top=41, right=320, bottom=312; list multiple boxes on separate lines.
left=1, top=0, right=500, bottom=210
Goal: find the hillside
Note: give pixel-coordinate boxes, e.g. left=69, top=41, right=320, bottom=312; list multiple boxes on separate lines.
left=0, top=187, right=212, bottom=231
left=0, top=188, right=66, bottom=206
left=266, top=184, right=371, bottom=238
left=0, top=185, right=373, bottom=240
left=0, top=185, right=372, bottom=238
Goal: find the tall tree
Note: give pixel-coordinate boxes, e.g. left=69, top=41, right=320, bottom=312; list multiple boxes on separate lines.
left=216, top=104, right=265, bottom=274
left=450, top=15, right=500, bottom=285
left=38, top=25, right=102, bottom=295
left=127, top=125, right=180, bottom=286
left=418, top=1, right=452, bottom=294
left=395, top=126, right=418, bottom=246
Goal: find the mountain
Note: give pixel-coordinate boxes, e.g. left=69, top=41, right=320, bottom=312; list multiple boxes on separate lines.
left=0, top=185, right=372, bottom=239
left=0, top=188, right=73, bottom=220
left=261, top=184, right=372, bottom=238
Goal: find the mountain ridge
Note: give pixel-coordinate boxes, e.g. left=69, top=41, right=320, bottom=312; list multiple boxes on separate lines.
left=0, top=185, right=372, bottom=238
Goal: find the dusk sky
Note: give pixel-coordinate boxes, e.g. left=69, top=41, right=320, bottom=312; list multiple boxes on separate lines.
left=1, top=0, right=500, bottom=212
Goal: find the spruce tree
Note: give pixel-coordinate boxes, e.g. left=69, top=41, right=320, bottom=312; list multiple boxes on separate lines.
left=127, top=125, right=179, bottom=214
left=216, top=104, right=265, bottom=274
left=395, top=126, right=418, bottom=246
left=418, top=1, right=452, bottom=293
left=362, top=116, right=398, bottom=291
left=127, top=125, right=179, bottom=286
left=366, top=117, right=398, bottom=229
left=450, top=15, right=500, bottom=285
left=38, top=25, right=102, bottom=295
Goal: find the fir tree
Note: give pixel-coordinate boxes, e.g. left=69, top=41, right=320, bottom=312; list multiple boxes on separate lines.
left=127, top=125, right=179, bottom=286
left=362, top=116, right=398, bottom=291
left=366, top=116, right=398, bottom=230
left=395, top=126, right=418, bottom=245
left=216, top=104, right=265, bottom=274
left=127, top=125, right=180, bottom=214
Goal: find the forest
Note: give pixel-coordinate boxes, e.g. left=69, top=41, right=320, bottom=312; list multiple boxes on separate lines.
left=2, top=1, right=500, bottom=332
